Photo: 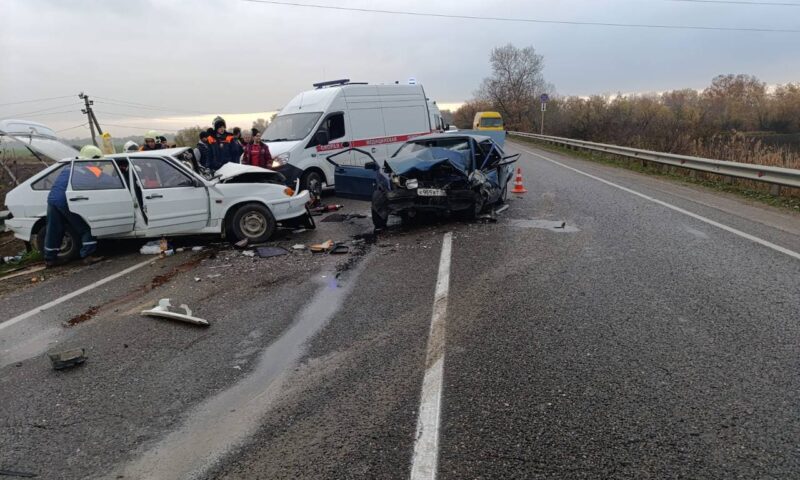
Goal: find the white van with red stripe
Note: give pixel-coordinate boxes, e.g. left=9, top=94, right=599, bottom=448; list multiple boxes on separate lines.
left=263, top=79, right=433, bottom=197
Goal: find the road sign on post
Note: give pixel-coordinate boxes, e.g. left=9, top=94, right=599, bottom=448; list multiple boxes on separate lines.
left=539, top=94, right=549, bottom=135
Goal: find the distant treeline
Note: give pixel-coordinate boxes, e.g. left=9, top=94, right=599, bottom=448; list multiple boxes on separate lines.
left=453, top=46, right=800, bottom=168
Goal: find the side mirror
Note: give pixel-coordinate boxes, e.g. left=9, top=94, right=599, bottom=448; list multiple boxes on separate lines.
left=315, top=131, right=330, bottom=146
left=364, top=161, right=378, bottom=170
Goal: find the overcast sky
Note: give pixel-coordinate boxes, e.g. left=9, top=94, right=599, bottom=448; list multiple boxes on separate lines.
left=1, top=0, right=798, bottom=138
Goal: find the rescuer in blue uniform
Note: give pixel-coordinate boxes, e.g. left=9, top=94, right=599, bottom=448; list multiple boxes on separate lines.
left=44, top=145, right=106, bottom=267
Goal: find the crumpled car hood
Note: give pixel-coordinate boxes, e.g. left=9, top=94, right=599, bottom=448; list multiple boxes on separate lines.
left=263, top=140, right=301, bottom=157
left=212, top=162, right=280, bottom=182
left=385, top=147, right=469, bottom=177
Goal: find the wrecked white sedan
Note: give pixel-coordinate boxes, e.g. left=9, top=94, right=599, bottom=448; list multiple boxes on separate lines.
left=4, top=148, right=313, bottom=260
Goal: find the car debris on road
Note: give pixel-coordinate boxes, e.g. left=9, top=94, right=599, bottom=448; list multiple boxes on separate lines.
left=309, top=240, right=334, bottom=253
left=141, top=299, right=209, bottom=326
left=48, top=348, right=87, bottom=370
left=256, top=246, right=289, bottom=258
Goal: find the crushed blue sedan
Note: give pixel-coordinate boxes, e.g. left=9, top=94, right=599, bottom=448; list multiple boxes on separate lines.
left=327, top=133, right=519, bottom=228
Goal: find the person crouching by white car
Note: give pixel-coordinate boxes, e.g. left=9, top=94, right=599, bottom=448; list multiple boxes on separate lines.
left=43, top=145, right=106, bottom=268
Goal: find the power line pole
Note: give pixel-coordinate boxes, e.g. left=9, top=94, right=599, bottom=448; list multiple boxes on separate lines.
left=79, top=92, right=104, bottom=146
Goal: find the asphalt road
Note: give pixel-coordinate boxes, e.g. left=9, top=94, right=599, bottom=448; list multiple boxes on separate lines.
left=1, top=140, right=798, bottom=479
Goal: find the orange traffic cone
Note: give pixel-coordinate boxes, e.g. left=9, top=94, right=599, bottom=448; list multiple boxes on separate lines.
left=510, top=167, right=528, bottom=194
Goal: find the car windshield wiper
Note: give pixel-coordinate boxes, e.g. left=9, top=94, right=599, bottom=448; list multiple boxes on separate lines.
left=264, top=138, right=290, bottom=142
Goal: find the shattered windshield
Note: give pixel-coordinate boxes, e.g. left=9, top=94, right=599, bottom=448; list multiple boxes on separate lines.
left=393, top=138, right=471, bottom=158
left=262, top=112, right=322, bottom=142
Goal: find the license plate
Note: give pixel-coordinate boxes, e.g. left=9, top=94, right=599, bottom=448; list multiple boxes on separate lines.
left=417, top=188, right=446, bottom=197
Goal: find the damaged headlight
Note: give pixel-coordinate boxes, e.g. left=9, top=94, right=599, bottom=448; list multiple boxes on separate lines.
left=271, top=152, right=290, bottom=169
left=406, top=179, right=419, bottom=189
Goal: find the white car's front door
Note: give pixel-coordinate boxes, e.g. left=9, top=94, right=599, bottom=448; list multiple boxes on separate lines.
left=66, top=160, right=135, bottom=236
left=130, top=157, right=210, bottom=235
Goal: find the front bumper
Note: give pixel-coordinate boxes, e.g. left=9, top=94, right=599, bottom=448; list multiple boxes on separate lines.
left=269, top=190, right=311, bottom=221
left=384, top=188, right=474, bottom=214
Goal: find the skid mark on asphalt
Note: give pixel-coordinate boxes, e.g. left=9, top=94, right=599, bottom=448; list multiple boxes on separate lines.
left=0, top=257, right=156, bottom=332
left=410, top=232, right=453, bottom=480
left=515, top=145, right=800, bottom=262
left=507, top=219, right=580, bottom=232
left=111, top=252, right=373, bottom=480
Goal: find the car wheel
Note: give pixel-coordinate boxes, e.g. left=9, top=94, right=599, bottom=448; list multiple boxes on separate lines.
left=371, top=189, right=389, bottom=229
left=231, top=203, right=276, bottom=243
left=500, top=185, right=509, bottom=204
left=300, top=170, right=324, bottom=199
left=471, top=192, right=486, bottom=219
left=35, top=224, right=81, bottom=261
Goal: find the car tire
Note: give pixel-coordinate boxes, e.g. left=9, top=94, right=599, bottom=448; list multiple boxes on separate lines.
left=462, top=192, right=485, bottom=221
left=231, top=203, right=276, bottom=243
left=300, top=170, right=324, bottom=199
left=35, top=224, right=81, bottom=261
left=371, top=189, right=389, bottom=229
left=372, top=208, right=388, bottom=229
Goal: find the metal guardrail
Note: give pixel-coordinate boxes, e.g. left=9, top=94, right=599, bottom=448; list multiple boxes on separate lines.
left=508, top=131, right=800, bottom=189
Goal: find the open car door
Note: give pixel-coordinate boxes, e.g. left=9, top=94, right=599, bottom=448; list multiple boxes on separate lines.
left=326, top=148, right=377, bottom=200
left=129, top=156, right=210, bottom=236
left=66, top=159, right=135, bottom=237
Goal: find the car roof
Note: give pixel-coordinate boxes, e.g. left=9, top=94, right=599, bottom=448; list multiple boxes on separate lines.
left=55, top=147, right=190, bottom=162
left=411, top=133, right=493, bottom=143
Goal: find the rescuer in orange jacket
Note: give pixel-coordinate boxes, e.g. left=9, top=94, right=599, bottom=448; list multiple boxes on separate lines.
left=201, top=116, right=243, bottom=172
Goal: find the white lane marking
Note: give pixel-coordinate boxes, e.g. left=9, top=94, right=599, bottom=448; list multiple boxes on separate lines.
left=515, top=145, right=800, bottom=262
left=0, top=258, right=156, bottom=332
left=410, top=232, right=453, bottom=480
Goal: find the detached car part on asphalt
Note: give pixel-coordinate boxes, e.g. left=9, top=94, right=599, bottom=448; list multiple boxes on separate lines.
left=4, top=144, right=315, bottom=262
left=141, top=298, right=209, bottom=326
left=327, top=133, right=519, bottom=228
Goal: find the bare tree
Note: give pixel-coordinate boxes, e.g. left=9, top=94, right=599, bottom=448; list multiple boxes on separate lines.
left=452, top=100, right=493, bottom=129
left=252, top=118, right=268, bottom=133
left=477, top=44, right=549, bottom=130
left=174, top=126, right=203, bottom=147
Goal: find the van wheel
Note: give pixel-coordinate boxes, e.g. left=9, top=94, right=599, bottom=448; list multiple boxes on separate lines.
left=231, top=203, right=276, bottom=243
left=301, top=170, right=324, bottom=199
left=35, top=224, right=81, bottom=261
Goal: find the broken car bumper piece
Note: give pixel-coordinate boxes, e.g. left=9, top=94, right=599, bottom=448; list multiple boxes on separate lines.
left=141, top=298, right=209, bottom=326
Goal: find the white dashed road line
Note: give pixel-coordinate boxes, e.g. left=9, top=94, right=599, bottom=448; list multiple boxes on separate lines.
left=0, top=258, right=156, bottom=332
left=515, top=145, right=800, bottom=262
left=410, top=232, right=453, bottom=480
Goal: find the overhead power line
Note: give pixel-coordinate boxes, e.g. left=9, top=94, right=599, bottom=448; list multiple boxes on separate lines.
left=19, top=109, right=82, bottom=118
left=5, top=102, right=82, bottom=118
left=94, top=110, right=156, bottom=119
left=670, top=0, right=800, bottom=6
left=94, top=100, right=203, bottom=116
left=93, top=96, right=207, bottom=115
left=102, top=123, right=178, bottom=133
left=0, top=95, right=75, bottom=109
left=56, top=123, right=89, bottom=133
left=241, top=0, right=800, bottom=33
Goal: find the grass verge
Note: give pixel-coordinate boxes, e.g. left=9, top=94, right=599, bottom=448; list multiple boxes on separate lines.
left=509, top=135, right=800, bottom=213
left=1, top=249, right=42, bottom=276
